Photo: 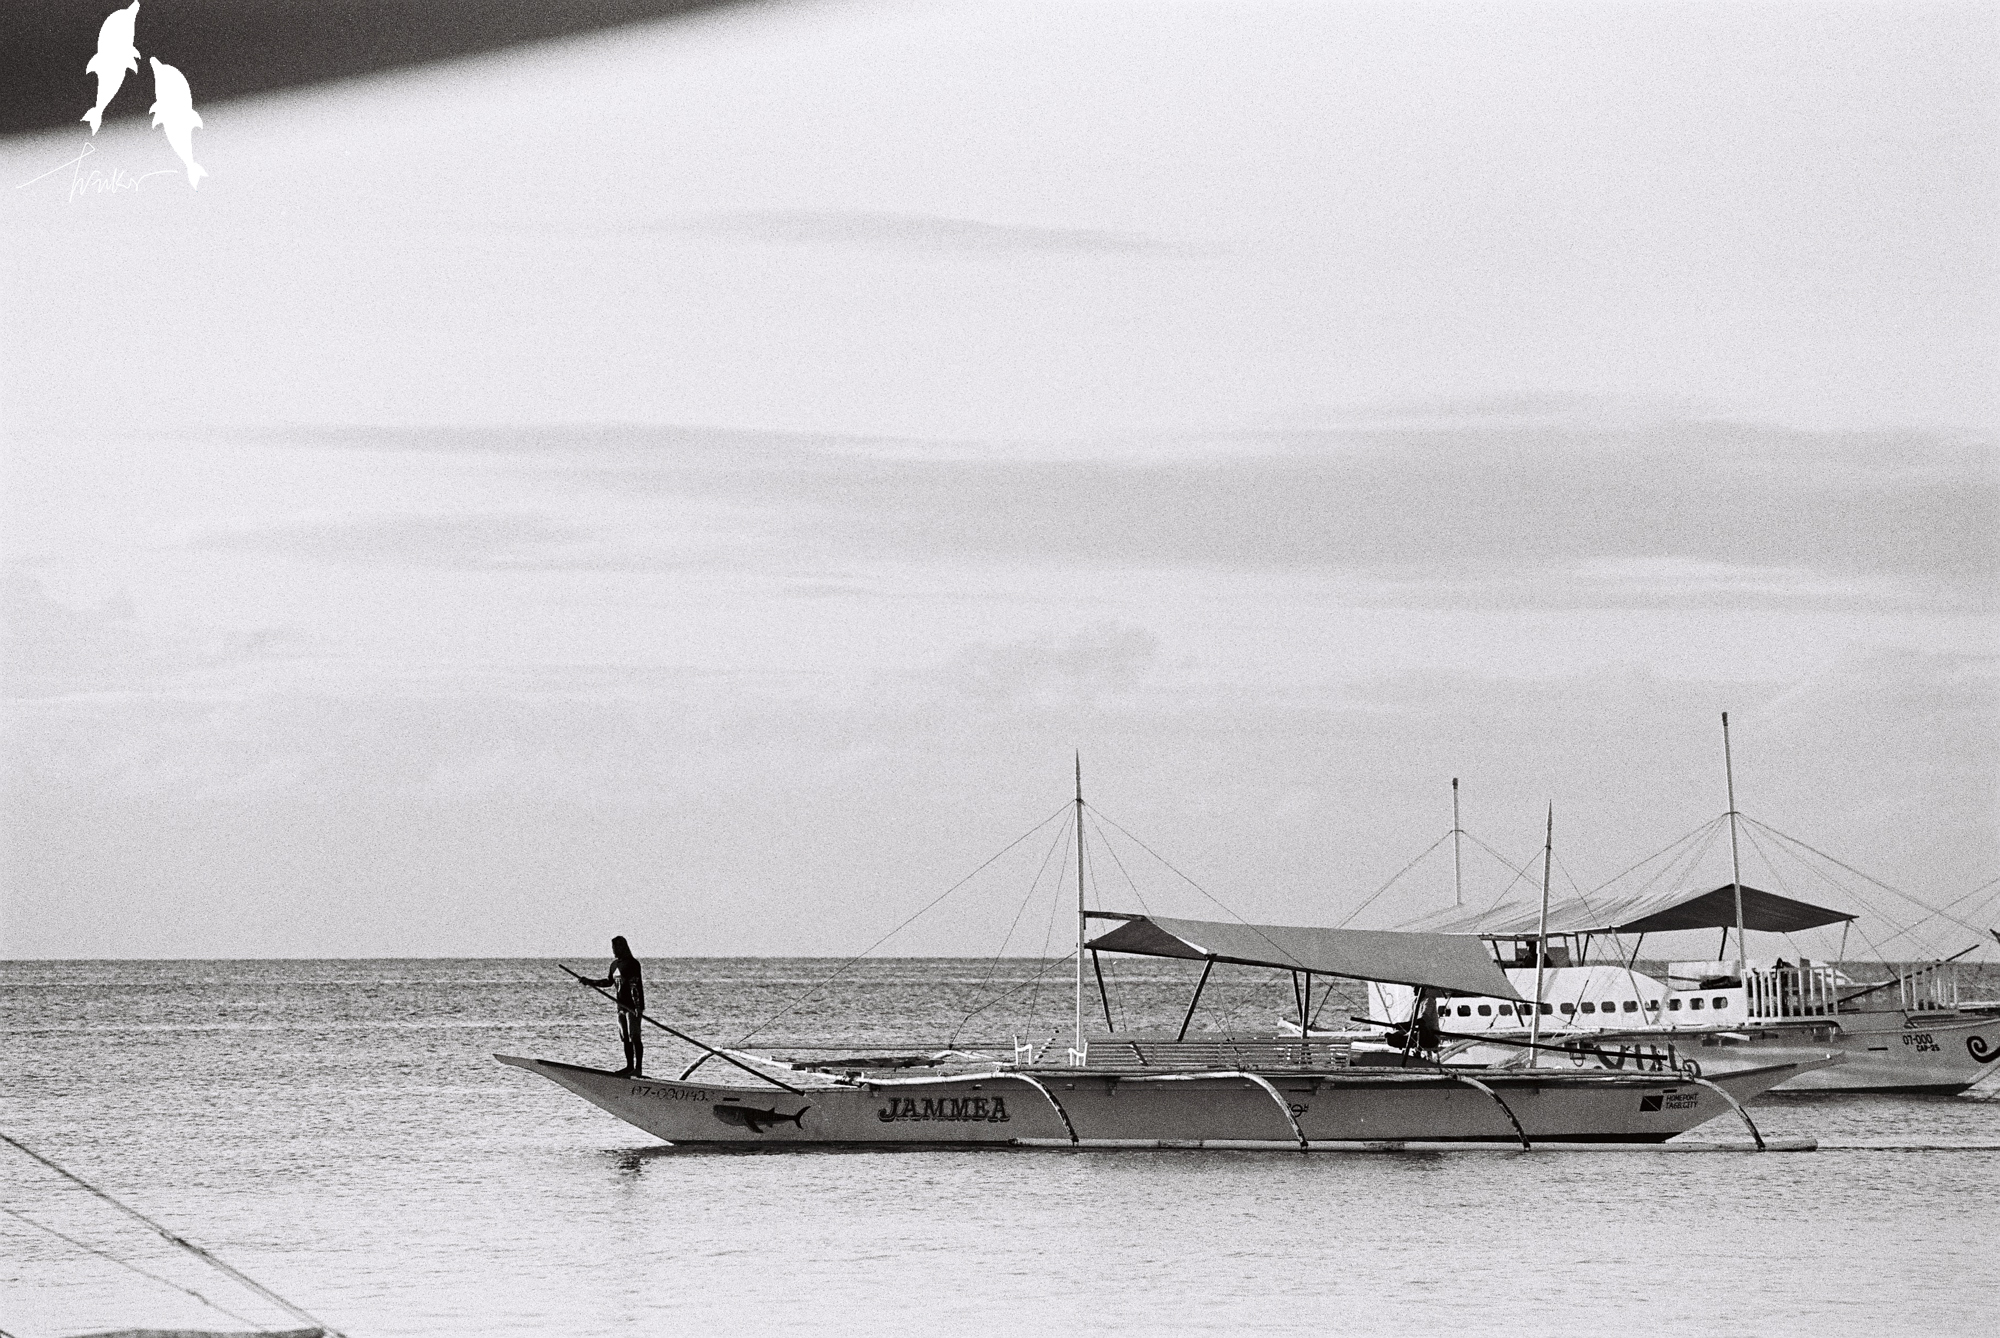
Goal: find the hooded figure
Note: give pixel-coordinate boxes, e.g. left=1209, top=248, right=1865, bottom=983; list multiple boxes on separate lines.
left=581, top=936, right=645, bottom=1076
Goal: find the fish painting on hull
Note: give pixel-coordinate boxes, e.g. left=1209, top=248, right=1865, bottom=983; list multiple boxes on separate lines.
left=82, top=3, right=141, bottom=133
left=147, top=56, right=204, bottom=188
left=711, top=1103, right=810, bottom=1134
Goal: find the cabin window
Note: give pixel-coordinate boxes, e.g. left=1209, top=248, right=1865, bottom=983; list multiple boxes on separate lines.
left=1539, top=1003, right=1553, bottom=1015
left=1498, top=1004, right=1514, bottom=1016
left=1478, top=1005, right=1492, bottom=1016
left=1711, top=997, right=1729, bottom=1010
left=1457, top=1005, right=1472, bottom=1017
left=1624, top=1001, right=1639, bottom=1013
left=1689, top=998, right=1705, bottom=1010
left=1645, top=1000, right=1660, bottom=1011
left=1560, top=1003, right=1576, bottom=1015
left=1579, top=1002, right=1596, bottom=1013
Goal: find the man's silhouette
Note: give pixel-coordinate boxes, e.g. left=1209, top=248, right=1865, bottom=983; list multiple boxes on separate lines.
left=580, top=936, right=645, bottom=1076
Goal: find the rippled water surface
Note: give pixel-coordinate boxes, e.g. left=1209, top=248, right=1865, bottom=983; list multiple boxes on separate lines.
left=4, top=959, right=1997, bottom=1337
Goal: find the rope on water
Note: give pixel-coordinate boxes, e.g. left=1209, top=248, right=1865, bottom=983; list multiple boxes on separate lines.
left=0, top=1202, right=265, bottom=1330
left=0, top=1131, right=343, bottom=1337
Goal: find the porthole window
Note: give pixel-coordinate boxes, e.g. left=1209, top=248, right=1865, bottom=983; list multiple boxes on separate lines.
left=1712, top=997, right=1729, bottom=1010
left=1498, top=1004, right=1514, bottom=1016
left=1560, top=1003, right=1576, bottom=1015
left=1667, top=999, right=1681, bottom=1011
left=1579, top=1002, right=1596, bottom=1014
left=1539, top=1002, right=1553, bottom=1015
left=1457, top=1005, right=1472, bottom=1017
left=1624, top=1001, right=1639, bottom=1013
left=1689, top=998, right=1705, bottom=1010
left=1478, top=1005, right=1492, bottom=1016
left=1645, top=1000, right=1660, bottom=1011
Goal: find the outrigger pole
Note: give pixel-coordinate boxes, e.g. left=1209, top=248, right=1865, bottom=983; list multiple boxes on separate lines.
left=1723, top=712, right=1748, bottom=981
left=1528, top=805, right=1553, bottom=1059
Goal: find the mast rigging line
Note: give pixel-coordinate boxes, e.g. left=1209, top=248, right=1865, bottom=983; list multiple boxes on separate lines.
left=1084, top=805, right=1316, bottom=972
left=1874, top=873, right=2000, bottom=950
left=0, top=1132, right=343, bottom=1338
left=0, top=1203, right=265, bottom=1331
left=1743, top=816, right=1992, bottom=939
left=951, top=949, right=1081, bottom=1044
left=948, top=816, right=1077, bottom=1046
left=730, top=801, right=1074, bottom=1048
left=1084, top=810, right=1154, bottom=916
left=1745, top=823, right=1931, bottom=957
left=1333, top=830, right=1454, bottom=928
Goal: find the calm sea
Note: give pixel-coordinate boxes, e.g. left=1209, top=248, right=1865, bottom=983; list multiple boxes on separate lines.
left=4, top=958, right=1997, bottom=1337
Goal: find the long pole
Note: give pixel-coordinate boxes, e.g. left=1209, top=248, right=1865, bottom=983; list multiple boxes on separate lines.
left=1528, top=805, right=1553, bottom=1059
left=1723, top=712, right=1747, bottom=981
left=1452, top=777, right=1463, bottom=907
left=563, top=966, right=804, bottom=1094
left=1074, top=752, right=1086, bottom=1060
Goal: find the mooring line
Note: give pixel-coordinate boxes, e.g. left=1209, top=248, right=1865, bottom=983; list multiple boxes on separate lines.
left=0, top=1131, right=343, bottom=1337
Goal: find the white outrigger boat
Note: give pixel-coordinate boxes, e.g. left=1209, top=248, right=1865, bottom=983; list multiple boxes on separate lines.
left=1345, top=717, right=2000, bottom=1095
left=1357, top=882, right=2000, bottom=1094
left=502, top=770, right=1833, bottom=1150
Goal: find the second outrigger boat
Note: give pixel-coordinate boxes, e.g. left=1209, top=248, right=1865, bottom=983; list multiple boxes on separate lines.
left=502, top=768, right=1833, bottom=1149
left=1351, top=716, right=2000, bottom=1095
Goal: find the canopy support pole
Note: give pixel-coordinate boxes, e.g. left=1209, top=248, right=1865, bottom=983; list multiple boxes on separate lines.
left=1176, top=957, right=1216, bottom=1041
left=1091, top=950, right=1115, bottom=1033
left=1451, top=1075, right=1531, bottom=1149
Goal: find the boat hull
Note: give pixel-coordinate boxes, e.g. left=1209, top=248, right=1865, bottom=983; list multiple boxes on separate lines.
left=495, top=1053, right=1818, bottom=1148
left=1440, top=1012, right=2000, bottom=1094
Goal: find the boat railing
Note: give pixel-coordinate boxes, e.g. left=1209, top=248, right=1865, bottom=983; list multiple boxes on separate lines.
left=1741, top=964, right=1839, bottom=1019
left=1066, top=1036, right=1355, bottom=1072
left=1898, top=961, right=1961, bottom=1012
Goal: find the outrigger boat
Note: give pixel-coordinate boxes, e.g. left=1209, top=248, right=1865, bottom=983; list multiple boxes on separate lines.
left=1354, top=882, right=2000, bottom=1094
left=1347, top=716, right=2000, bottom=1095
left=501, top=768, right=1833, bottom=1150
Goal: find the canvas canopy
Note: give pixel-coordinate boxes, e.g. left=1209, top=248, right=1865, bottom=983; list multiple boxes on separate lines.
left=1084, top=913, right=1522, bottom=999
left=1404, top=883, right=1856, bottom=940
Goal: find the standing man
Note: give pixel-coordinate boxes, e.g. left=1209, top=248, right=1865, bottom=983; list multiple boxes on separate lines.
left=580, top=936, right=646, bottom=1076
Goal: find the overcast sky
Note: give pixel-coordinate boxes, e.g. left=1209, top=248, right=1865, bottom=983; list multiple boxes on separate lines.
left=3, top=0, right=1995, bottom=960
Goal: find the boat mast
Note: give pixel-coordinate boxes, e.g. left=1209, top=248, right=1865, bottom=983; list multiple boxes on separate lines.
left=1723, top=712, right=1747, bottom=981
left=1452, top=777, right=1463, bottom=907
left=1074, top=751, right=1086, bottom=1060
left=1528, top=805, right=1553, bottom=1058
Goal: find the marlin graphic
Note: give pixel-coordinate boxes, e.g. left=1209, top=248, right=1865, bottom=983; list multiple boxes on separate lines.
left=147, top=56, right=205, bottom=188
left=82, top=3, right=142, bottom=134
left=711, top=1103, right=809, bottom=1134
